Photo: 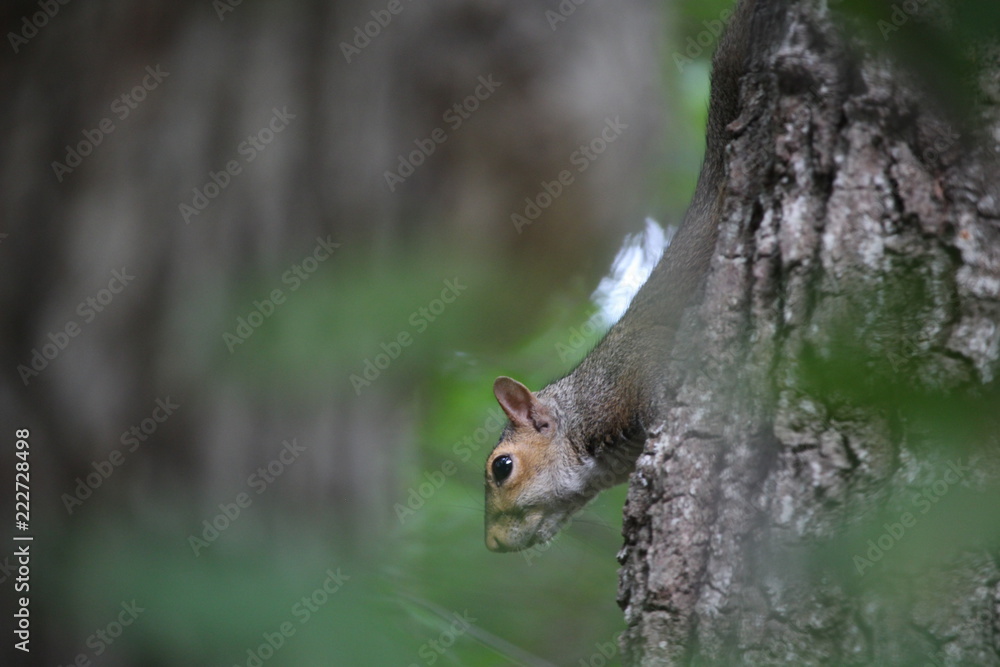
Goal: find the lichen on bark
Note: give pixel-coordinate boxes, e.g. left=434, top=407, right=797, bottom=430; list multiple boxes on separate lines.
left=618, top=2, right=1000, bottom=664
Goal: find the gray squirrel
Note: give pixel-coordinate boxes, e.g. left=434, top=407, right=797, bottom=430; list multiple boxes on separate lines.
left=484, top=0, right=761, bottom=552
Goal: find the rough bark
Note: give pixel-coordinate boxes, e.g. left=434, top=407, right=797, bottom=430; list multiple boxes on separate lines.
left=618, top=2, right=1000, bottom=664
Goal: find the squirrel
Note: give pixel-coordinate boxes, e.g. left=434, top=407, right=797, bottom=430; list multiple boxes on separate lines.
left=484, top=0, right=760, bottom=552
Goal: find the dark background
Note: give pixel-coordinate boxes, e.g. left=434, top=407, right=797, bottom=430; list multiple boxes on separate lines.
left=0, top=0, right=732, bottom=664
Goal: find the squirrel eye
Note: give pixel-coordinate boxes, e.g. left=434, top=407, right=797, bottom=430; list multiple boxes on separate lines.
left=491, top=455, right=513, bottom=484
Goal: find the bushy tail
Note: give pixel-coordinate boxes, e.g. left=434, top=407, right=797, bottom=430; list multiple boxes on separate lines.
left=622, top=0, right=776, bottom=331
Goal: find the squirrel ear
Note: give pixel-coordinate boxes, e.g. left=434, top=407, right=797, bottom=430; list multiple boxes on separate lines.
left=493, top=376, right=552, bottom=433
left=493, top=376, right=534, bottom=428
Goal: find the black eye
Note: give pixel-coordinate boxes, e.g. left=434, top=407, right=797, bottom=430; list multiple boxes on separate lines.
left=492, top=455, right=513, bottom=484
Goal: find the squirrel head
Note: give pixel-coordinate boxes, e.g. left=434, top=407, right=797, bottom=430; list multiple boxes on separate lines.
left=484, top=376, right=591, bottom=552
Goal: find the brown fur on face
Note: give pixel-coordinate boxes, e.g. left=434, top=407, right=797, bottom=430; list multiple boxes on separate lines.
left=484, top=377, right=589, bottom=552
left=485, top=427, right=556, bottom=551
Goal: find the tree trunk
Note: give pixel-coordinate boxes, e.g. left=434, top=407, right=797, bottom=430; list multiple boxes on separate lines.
left=618, top=1, right=1000, bottom=664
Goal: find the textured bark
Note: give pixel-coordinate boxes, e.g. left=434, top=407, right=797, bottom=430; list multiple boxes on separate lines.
left=618, top=2, right=1000, bottom=664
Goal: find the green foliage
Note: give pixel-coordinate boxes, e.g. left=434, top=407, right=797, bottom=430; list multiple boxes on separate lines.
left=40, top=3, right=724, bottom=664
left=44, top=238, right=634, bottom=664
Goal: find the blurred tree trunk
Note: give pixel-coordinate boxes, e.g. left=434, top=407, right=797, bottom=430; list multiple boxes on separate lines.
left=0, top=0, right=665, bottom=663
left=0, top=0, right=663, bottom=546
left=618, top=1, right=1000, bottom=664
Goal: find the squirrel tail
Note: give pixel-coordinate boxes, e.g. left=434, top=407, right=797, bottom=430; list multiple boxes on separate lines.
left=620, top=0, right=768, bottom=332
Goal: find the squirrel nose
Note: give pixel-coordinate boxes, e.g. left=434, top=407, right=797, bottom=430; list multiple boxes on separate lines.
left=485, top=533, right=510, bottom=552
